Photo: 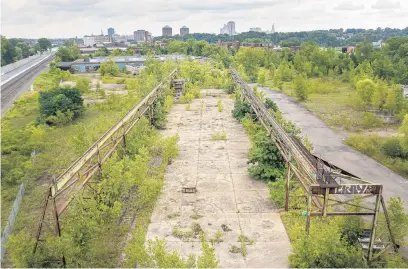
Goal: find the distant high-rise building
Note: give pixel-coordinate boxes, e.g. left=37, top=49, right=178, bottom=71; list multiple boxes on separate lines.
left=180, top=26, right=189, bottom=37
left=220, top=21, right=236, bottom=36
left=271, top=23, right=275, bottom=34
left=108, top=28, right=115, bottom=36
left=250, top=27, right=262, bottom=32
left=145, top=31, right=152, bottom=42
left=134, top=30, right=146, bottom=42
left=162, top=25, right=172, bottom=37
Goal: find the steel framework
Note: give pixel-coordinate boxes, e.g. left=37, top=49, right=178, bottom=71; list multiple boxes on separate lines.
left=230, top=67, right=397, bottom=263
left=33, top=69, right=177, bottom=262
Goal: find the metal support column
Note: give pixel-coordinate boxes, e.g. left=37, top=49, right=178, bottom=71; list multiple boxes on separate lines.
left=323, top=187, right=329, bottom=216
left=285, top=154, right=292, bottom=211
left=368, top=187, right=382, bottom=262
left=306, top=186, right=312, bottom=234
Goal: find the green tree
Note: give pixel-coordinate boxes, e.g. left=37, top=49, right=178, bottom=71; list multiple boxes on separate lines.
left=39, top=87, right=84, bottom=125
left=384, top=86, right=404, bottom=115
left=257, top=69, right=266, bottom=86
left=356, top=79, right=376, bottom=107
left=16, top=42, right=32, bottom=58
left=294, top=74, right=309, bottom=101
left=37, top=38, right=52, bottom=52
left=100, top=58, right=120, bottom=76
left=399, top=114, right=408, bottom=151
left=371, top=80, right=388, bottom=110
left=273, top=69, right=283, bottom=90
left=1, top=36, right=17, bottom=66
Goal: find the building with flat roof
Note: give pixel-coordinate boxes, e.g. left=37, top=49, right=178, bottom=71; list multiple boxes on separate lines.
left=180, top=26, right=189, bottom=36
left=83, top=34, right=111, bottom=47
left=134, top=30, right=146, bottom=42
left=220, top=21, right=236, bottom=36
left=57, top=55, right=207, bottom=73
left=162, top=25, right=172, bottom=37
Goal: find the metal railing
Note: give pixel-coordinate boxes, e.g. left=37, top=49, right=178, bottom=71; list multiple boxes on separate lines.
left=230, top=67, right=317, bottom=187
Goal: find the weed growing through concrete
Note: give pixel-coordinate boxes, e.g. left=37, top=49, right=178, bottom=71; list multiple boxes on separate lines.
left=210, top=230, right=224, bottom=245
left=172, top=222, right=204, bottom=241
left=229, top=233, right=254, bottom=257
left=185, top=103, right=191, bottom=111
left=211, top=131, right=227, bottom=140
left=167, top=212, right=181, bottom=219
left=221, top=224, right=232, bottom=232
left=190, top=210, right=203, bottom=220
left=217, top=100, right=223, bottom=112
left=200, top=100, right=205, bottom=115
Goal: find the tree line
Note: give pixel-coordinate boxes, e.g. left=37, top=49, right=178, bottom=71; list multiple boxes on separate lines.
left=154, top=27, right=408, bottom=47
left=1, top=36, right=52, bottom=66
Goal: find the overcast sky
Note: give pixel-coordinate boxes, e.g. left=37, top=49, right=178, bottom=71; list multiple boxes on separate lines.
left=1, top=0, right=407, bottom=38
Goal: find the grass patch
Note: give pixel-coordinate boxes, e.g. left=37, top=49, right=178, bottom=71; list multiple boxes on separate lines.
left=167, top=212, right=181, bottom=219
left=345, top=134, right=408, bottom=178
left=211, top=131, right=227, bottom=140
left=209, top=230, right=224, bottom=245
left=190, top=210, right=203, bottom=220
left=217, top=100, right=223, bottom=112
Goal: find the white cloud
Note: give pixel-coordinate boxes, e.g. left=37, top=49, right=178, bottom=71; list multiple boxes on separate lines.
left=1, top=0, right=407, bottom=38
left=334, top=1, right=365, bottom=10
left=371, top=0, right=401, bottom=9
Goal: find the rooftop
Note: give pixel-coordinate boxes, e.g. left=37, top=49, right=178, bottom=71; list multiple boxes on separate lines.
left=163, top=25, right=171, bottom=29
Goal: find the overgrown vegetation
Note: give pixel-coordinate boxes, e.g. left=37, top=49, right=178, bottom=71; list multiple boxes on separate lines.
left=232, top=39, right=408, bottom=178
left=38, top=87, right=84, bottom=125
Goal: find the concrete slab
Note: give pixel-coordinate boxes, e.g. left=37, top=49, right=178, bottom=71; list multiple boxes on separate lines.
left=146, top=90, right=291, bottom=267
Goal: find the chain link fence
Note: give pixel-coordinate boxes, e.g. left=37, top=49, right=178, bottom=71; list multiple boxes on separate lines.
left=1, top=183, right=25, bottom=260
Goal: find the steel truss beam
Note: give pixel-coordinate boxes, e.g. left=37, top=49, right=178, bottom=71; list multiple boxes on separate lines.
left=229, top=67, right=397, bottom=263
left=33, top=69, right=177, bottom=261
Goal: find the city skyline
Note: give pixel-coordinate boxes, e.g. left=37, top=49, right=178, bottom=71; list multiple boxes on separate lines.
left=2, top=0, right=408, bottom=38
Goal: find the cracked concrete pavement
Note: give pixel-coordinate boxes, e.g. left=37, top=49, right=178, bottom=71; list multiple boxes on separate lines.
left=146, top=89, right=292, bottom=268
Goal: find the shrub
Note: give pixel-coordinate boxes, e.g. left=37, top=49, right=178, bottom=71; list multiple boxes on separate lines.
left=232, top=99, right=251, bottom=120
left=99, top=58, right=120, bottom=76
left=294, top=74, right=309, bottom=101
left=217, top=100, right=223, bottom=112
left=361, top=112, right=383, bottom=128
left=75, top=77, right=91, bottom=93
left=264, top=98, right=278, bottom=113
left=39, top=87, right=84, bottom=125
left=381, top=137, right=405, bottom=158
left=179, top=93, right=194, bottom=104
left=248, top=132, right=285, bottom=181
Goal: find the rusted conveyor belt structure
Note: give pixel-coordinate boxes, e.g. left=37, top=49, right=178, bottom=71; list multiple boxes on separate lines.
left=33, top=69, right=177, bottom=261
left=230, top=67, right=397, bottom=263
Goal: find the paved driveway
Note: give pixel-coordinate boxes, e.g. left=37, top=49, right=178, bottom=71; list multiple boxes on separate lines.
left=258, top=86, right=408, bottom=212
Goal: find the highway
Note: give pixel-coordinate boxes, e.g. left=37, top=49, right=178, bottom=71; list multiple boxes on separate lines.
left=1, top=53, right=55, bottom=117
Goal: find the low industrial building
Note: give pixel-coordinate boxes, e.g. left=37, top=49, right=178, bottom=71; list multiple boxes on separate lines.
left=56, top=55, right=206, bottom=73
left=83, top=34, right=111, bottom=47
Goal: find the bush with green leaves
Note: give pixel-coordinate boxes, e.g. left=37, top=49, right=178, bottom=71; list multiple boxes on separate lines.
left=38, top=87, right=84, bottom=125
left=232, top=99, right=251, bottom=121
left=264, top=98, right=279, bottom=113
left=248, top=131, right=285, bottom=181
left=361, top=112, right=383, bottom=128
left=381, top=137, right=405, bottom=158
